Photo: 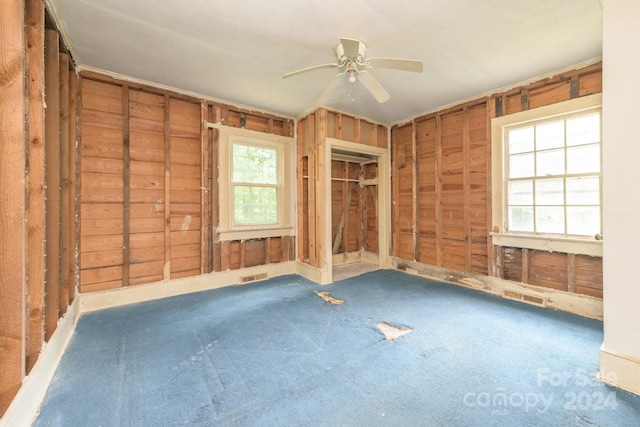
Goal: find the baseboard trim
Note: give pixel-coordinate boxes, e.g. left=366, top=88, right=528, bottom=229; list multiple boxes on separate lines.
left=391, top=257, right=603, bottom=320
left=599, top=348, right=640, bottom=395
left=0, top=298, right=80, bottom=427
left=80, top=262, right=298, bottom=312
left=296, top=261, right=331, bottom=285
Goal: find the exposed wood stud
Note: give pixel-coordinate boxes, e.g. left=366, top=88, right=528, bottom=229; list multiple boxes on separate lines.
left=200, top=102, right=207, bottom=274
left=485, top=99, right=496, bottom=277
left=44, top=28, right=61, bottom=340
left=522, top=248, right=530, bottom=283
left=434, top=115, right=443, bottom=267
left=0, top=0, right=27, bottom=412
left=391, top=129, right=400, bottom=256
left=25, top=0, right=45, bottom=374
left=463, top=108, right=471, bottom=272
left=239, top=240, right=246, bottom=269
left=59, top=53, right=71, bottom=308
left=211, top=125, right=220, bottom=271
left=121, top=85, right=130, bottom=287
left=308, top=115, right=317, bottom=267
left=412, top=121, right=418, bottom=261
left=296, top=119, right=306, bottom=262
left=163, top=94, right=171, bottom=279
left=315, top=109, right=328, bottom=269
left=69, top=68, right=79, bottom=305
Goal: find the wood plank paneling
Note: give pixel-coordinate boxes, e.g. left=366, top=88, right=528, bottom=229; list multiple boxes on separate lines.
left=79, top=79, right=124, bottom=292
left=169, top=98, right=201, bottom=279
left=391, top=63, right=602, bottom=297
left=44, top=29, right=61, bottom=338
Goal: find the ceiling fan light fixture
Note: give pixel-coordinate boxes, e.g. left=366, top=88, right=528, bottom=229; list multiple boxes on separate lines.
left=283, top=37, right=423, bottom=105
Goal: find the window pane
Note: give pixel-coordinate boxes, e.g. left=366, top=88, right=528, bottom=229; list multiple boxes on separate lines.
left=234, top=186, right=277, bottom=224
left=535, top=178, right=564, bottom=205
left=509, top=206, right=534, bottom=232
left=567, top=206, right=600, bottom=236
left=567, top=113, right=600, bottom=146
left=536, top=149, right=564, bottom=176
left=536, top=120, right=564, bottom=150
left=536, top=206, right=564, bottom=234
left=508, top=126, right=534, bottom=154
left=509, top=153, right=534, bottom=178
left=232, top=144, right=277, bottom=184
left=567, top=144, right=600, bottom=174
left=508, top=180, right=533, bottom=205
left=566, top=176, right=599, bottom=205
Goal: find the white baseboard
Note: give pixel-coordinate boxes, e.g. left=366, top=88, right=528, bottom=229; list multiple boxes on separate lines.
left=391, top=257, right=603, bottom=320
left=0, top=298, right=80, bottom=427
left=80, top=261, right=298, bottom=312
left=296, top=261, right=331, bottom=284
left=599, top=348, right=640, bottom=395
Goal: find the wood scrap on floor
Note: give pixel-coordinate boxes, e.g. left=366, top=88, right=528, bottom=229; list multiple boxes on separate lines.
left=314, top=290, right=344, bottom=305
left=377, top=321, right=413, bottom=340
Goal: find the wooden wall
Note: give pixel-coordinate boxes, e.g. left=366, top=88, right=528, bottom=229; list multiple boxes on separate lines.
left=391, top=62, right=603, bottom=297
left=78, top=74, right=296, bottom=293
left=0, top=1, right=77, bottom=416
left=298, top=109, right=387, bottom=269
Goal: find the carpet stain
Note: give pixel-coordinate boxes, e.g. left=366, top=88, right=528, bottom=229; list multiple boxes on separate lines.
left=377, top=321, right=413, bottom=340
left=314, top=290, right=344, bottom=305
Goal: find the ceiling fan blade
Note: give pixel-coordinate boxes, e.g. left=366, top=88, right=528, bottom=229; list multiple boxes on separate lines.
left=317, top=73, right=344, bottom=105
left=367, top=57, right=423, bottom=73
left=282, top=63, right=338, bottom=79
left=358, top=71, right=391, bottom=103
left=340, top=37, right=361, bottom=59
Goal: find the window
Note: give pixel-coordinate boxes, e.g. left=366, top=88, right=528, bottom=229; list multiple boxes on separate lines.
left=218, top=126, right=295, bottom=241
left=232, top=143, right=279, bottom=225
left=491, top=94, right=602, bottom=256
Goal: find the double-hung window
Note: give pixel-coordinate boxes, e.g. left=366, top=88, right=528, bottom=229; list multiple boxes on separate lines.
left=231, top=142, right=280, bottom=226
left=218, top=126, right=295, bottom=240
left=491, top=94, right=602, bottom=256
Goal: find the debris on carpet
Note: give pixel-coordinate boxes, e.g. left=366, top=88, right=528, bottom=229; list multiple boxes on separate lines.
left=314, top=290, right=344, bottom=305
left=377, top=321, right=413, bottom=340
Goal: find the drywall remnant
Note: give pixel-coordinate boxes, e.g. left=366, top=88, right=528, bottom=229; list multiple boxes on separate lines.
left=377, top=321, right=413, bottom=340
left=314, top=290, right=344, bottom=305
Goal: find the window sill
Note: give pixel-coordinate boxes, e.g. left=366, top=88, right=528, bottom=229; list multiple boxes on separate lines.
left=218, top=226, right=294, bottom=242
left=490, top=232, right=602, bottom=257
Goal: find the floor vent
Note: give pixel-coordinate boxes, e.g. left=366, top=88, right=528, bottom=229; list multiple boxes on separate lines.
left=241, top=273, right=268, bottom=283
left=503, top=290, right=547, bottom=307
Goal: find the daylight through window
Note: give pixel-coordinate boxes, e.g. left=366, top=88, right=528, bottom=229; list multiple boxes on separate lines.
left=231, top=142, right=280, bottom=225
left=505, top=110, right=601, bottom=237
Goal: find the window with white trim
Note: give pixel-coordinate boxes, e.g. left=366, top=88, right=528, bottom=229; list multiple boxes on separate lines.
left=491, top=94, right=602, bottom=256
left=217, top=126, right=295, bottom=241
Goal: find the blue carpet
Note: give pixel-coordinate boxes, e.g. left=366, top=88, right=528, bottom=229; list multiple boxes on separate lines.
left=33, top=270, right=640, bottom=426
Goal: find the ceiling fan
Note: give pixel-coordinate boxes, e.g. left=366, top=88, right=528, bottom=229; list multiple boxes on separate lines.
left=282, top=37, right=424, bottom=104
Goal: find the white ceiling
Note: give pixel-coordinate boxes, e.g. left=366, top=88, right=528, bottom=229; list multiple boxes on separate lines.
left=51, top=0, right=603, bottom=124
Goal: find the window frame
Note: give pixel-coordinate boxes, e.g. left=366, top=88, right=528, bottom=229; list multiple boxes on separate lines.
left=218, top=126, right=295, bottom=241
left=491, top=93, right=603, bottom=256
